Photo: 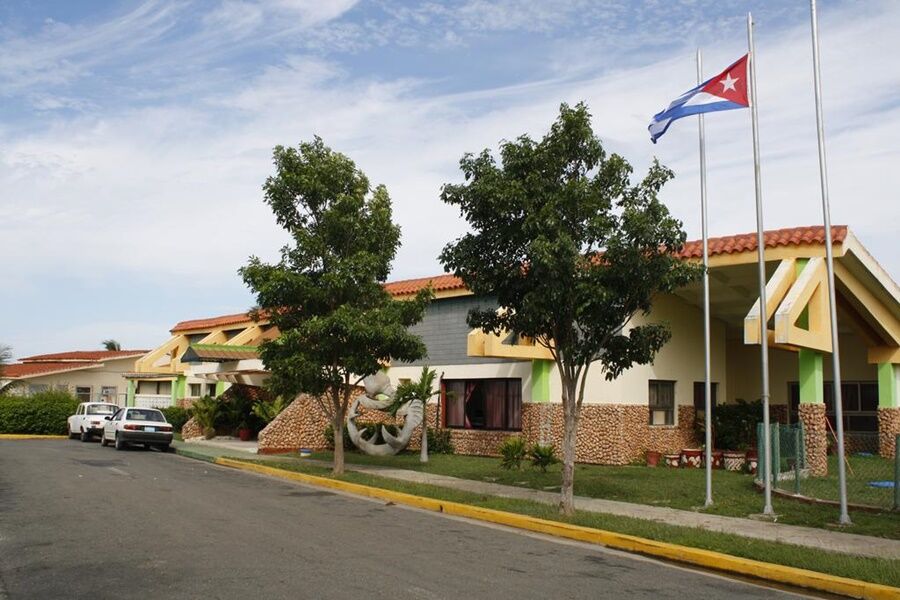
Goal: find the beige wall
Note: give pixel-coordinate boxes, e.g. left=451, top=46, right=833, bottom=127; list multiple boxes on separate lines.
left=9, top=356, right=138, bottom=404
left=726, top=330, right=877, bottom=407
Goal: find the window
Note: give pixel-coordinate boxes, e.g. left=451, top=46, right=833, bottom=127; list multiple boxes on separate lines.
left=100, top=386, right=117, bottom=401
left=189, top=383, right=202, bottom=397
left=649, top=380, right=675, bottom=426
left=442, top=379, right=522, bottom=431
left=789, top=381, right=878, bottom=432
left=206, top=384, right=217, bottom=397
left=693, top=382, right=718, bottom=413
left=75, top=386, right=92, bottom=402
left=87, top=404, right=117, bottom=415
left=28, top=384, right=48, bottom=394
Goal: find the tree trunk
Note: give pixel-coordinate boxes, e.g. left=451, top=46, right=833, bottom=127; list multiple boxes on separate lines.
left=559, top=377, right=579, bottom=516
left=420, top=420, right=428, bottom=463
left=332, top=413, right=345, bottom=476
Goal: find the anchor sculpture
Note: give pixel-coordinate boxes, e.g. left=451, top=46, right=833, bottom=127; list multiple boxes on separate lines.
left=347, top=371, right=423, bottom=456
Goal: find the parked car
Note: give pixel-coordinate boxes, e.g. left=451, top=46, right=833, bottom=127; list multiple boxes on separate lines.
left=67, top=402, right=119, bottom=442
left=99, top=407, right=174, bottom=451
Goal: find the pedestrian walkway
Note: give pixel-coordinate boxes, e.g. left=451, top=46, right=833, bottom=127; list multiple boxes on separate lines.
left=173, top=441, right=900, bottom=560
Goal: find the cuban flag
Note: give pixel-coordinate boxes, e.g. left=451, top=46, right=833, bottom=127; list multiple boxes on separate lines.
left=649, top=54, right=749, bottom=143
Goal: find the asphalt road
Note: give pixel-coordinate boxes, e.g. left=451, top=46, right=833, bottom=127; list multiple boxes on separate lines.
left=0, top=440, right=813, bottom=600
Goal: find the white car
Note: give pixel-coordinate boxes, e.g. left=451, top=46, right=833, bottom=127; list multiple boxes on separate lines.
left=68, top=402, right=119, bottom=442
left=99, top=407, right=174, bottom=451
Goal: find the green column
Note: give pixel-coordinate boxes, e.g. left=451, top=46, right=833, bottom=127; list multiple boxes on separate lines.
left=531, top=359, right=552, bottom=403
left=126, top=380, right=135, bottom=407
left=799, top=349, right=824, bottom=404
left=172, top=376, right=186, bottom=406
left=878, top=362, right=898, bottom=408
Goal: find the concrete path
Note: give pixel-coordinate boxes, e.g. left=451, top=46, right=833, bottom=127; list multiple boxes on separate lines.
left=181, top=436, right=258, bottom=454
left=173, top=441, right=900, bottom=560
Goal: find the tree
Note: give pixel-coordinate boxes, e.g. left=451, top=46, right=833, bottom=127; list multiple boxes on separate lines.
left=439, top=103, right=701, bottom=515
left=241, top=138, right=431, bottom=475
left=101, top=339, right=121, bottom=351
left=394, top=366, right=439, bottom=463
left=0, top=344, right=12, bottom=378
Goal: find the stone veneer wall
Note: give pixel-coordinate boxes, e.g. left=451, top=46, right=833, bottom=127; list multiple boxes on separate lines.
left=181, top=416, right=202, bottom=440
left=798, top=403, right=827, bottom=476
left=257, top=397, right=699, bottom=464
left=878, top=407, right=900, bottom=459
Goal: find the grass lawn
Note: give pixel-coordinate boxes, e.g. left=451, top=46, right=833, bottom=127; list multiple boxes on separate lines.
left=775, top=454, right=896, bottom=509
left=304, top=450, right=900, bottom=540
left=241, top=457, right=900, bottom=589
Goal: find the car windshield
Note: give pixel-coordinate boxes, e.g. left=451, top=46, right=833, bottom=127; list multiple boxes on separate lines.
left=87, top=404, right=118, bottom=415
left=126, top=409, right=166, bottom=422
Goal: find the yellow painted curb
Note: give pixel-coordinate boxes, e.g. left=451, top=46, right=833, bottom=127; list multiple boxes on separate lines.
left=0, top=434, right=68, bottom=440
left=215, top=457, right=900, bottom=600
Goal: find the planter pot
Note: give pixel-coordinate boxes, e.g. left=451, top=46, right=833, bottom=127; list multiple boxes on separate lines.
left=702, top=450, right=724, bottom=469
left=646, top=451, right=662, bottom=467
left=745, top=449, right=758, bottom=475
left=237, top=428, right=253, bottom=442
left=663, top=453, right=681, bottom=468
left=298, top=448, right=312, bottom=458
left=723, top=451, right=746, bottom=472
left=680, top=448, right=702, bottom=469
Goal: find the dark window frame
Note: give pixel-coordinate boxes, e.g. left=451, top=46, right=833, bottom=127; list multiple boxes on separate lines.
left=649, top=380, right=676, bottom=426
left=788, top=380, right=878, bottom=432
left=441, top=378, right=522, bottom=431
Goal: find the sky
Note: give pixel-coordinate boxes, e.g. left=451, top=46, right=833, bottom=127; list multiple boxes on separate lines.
left=1, top=0, right=897, bottom=359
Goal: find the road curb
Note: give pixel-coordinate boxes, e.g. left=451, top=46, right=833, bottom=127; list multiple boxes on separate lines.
left=0, top=434, right=67, bottom=440
left=215, top=457, right=899, bottom=600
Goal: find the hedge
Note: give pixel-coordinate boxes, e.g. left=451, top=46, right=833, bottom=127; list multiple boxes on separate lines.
left=159, top=406, right=192, bottom=433
left=0, top=390, right=79, bottom=435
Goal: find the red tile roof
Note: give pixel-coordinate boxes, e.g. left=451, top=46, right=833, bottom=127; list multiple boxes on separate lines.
left=170, top=312, right=259, bottom=333
left=20, top=350, right=148, bottom=363
left=167, top=226, right=848, bottom=326
left=2, top=361, right=101, bottom=379
left=383, top=274, right=465, bottom=296
left=678, top=225, right=847, bottom=259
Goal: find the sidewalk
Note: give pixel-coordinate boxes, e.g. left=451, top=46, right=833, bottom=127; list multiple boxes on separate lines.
left=174, top=441, right=900, bottom=560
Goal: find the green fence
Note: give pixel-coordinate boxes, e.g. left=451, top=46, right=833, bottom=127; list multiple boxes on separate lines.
left=758, top=424, right=898, bottom=511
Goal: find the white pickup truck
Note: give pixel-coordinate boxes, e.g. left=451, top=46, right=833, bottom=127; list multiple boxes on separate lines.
left=67, top=402, right=119, bottom=442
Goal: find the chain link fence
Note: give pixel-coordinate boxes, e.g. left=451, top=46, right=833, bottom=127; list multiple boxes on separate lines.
left=759, top=423, right=899, bottom=512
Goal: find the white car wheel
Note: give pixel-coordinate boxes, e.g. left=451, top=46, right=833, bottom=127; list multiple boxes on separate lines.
left=114, top=433, right=126, bottom=451
left=68, top=425, right=78, bottom=440
left=80, top=429, right=91, bottom=442
left=99, top=432, right=108, bottom=447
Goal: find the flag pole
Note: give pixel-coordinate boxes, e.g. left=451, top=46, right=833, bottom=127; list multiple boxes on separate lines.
left=747, top=12, right=775, bottom=516
left=809, top=0, right=851, bottom=525
left=697, top=48, right=713, bottom=508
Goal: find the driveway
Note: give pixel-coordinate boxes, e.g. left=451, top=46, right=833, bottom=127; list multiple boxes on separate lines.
left=0, top=440, right=814, bottom=599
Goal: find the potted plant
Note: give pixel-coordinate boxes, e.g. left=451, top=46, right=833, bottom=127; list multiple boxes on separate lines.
left=663, top=453, right=681, bottom=468
left=723, top=450, right=746, bottom=472
left=680, top=448, right=702, bottom=468
left=237, top=419, right=253, bottom=442
left=745, top=447, right=758, bottom=475
left=646, top=450, right=661, bottom=467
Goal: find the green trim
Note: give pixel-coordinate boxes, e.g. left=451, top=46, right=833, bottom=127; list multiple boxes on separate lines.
left=172, top=376, right=186, bottom=405
left=799, top=349, right=824, bottom=404
left=215, top=381, right=226, bottom=397
left=531, top=360, right=552, bottom=403
left=191, top=343, right=258, bottom=352
left=126, top=380, right=135, bottom=407
left=878, top=362, right=898, bottom=409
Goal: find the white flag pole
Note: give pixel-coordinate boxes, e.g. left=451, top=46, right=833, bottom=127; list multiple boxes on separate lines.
left=747, top=12, right=775, bottom=516
left=697, top=48, right=714, bottom=508
left=809, top=0, right=851, bottom=525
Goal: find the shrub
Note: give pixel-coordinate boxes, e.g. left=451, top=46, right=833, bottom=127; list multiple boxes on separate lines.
left=713, top=399, right=762, bottom=450
left=191, top=396, right=220, bottom=439
left=159, top=406, right=191, bottom=433
left=0, top=390, right=78, bottom=435
left=427, top=427, right=454, bottom=454
left=252, top=396, right=289, bottom=424
left=498, top=436, right=527, bottom=470
left=528, top=443, right=559, bottom=472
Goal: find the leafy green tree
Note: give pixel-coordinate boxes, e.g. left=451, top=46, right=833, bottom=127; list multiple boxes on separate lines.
left=101, top=339, right=121, bottom=351
left=440, top=103, right=700, bottom=514
left=241, top=138, right=431, bottom=475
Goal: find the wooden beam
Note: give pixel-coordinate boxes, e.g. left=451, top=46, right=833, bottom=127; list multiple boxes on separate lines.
left=774, top=257, right=832, bottom=352
left=745, top=259, right=796, bottom=344
left=868, top=346, right=900, bottom=364
left=834, top=261, right=900, bottom=346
